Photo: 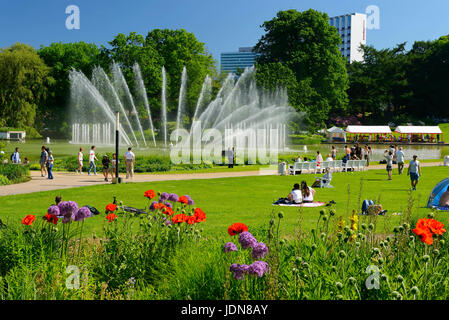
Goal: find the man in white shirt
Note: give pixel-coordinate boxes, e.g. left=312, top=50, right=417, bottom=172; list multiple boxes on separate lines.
left=124, top=147, right=135, bottom=179
left=407, top=155, right=421, bottom=190
left=11, top=147, right=20, bottom=164
left=88, top=146, right=98, bottom=175
left=396, top=147, right=405, bottom=174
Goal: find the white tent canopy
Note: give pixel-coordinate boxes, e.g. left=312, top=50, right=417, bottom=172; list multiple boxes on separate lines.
left=327, top=126, right=346, bottom=134
left=345, top=126, right=392, bottom=134
left=395, top=126, right=442, bottom=134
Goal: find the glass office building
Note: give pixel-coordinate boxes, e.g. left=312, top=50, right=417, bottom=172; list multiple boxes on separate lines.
left=220, top=47, right=258, bottom=73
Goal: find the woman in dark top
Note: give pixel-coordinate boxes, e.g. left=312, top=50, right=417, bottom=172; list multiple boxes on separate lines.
left=102, top=155, right=110, bottom=182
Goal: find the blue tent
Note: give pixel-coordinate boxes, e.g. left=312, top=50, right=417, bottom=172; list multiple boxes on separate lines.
left=427, top=178, right=449, bottom=210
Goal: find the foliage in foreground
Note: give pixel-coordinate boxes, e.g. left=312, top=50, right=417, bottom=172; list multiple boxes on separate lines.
left=1, top=184, right=449, bottom=300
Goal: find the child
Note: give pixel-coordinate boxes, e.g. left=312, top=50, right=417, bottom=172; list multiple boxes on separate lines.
left=47, top=151, right=54, bottom=179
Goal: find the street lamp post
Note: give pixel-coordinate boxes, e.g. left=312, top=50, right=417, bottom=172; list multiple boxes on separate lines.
left=115, top=111, right=120, bottom=182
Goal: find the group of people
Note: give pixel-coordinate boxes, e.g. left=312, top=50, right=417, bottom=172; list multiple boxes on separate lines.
left=383, top=145, right=421, bottom=190
left=76, top=146, right=136, bottom=181
left=286, top=181, right=316, bottom=204
left=343, top=144, right=372, bottom=166
left=39, top=146, right=54, bottom=179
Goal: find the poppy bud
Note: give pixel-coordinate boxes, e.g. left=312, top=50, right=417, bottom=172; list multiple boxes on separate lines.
left=422, top=255, right=430, bottom=263
left=335, top=282, right=343, bottom=290
left=278, top=212, right=284, bottom=219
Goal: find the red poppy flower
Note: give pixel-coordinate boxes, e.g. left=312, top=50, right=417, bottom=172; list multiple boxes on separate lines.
left=43, top=213, right=58, bottom=225
left=21, top=214, right=36, bottom=226
left=428, top=219, right=446, bottom=235
left=162, top=206, right=174, bottom=216
left=193, top=208, right=206, bottom=223
left=413, top=227, right=433, bottom=245
left=105, top=203, right=117, bottom=213
left=186, top=216, right=196, bottom=225
left=144, top=190, right=156, bottom=199
left=154, top=203, right=166, bottom=210
left=178, top=196, right=188, bottom=204
left=171, top=214, right=187, bottom=224
left=106, top=213, right=117, bottom=222
left=227, top=222, right=248, bottom=236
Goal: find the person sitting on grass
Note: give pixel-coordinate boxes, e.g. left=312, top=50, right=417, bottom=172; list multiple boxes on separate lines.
left=287, top=183, right=303, bottom=204
left=439, top=186, right=449, bottom=207
left=301, top=181, right=316, bottom=203
left=312, top=167, right=332, bottom=188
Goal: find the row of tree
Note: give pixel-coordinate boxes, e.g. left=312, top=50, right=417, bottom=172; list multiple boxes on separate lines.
left=1, top=9, right=448, bottom=137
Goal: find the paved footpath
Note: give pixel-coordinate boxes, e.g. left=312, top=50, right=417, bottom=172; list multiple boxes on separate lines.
left=0, top=161, right=444, bottom=196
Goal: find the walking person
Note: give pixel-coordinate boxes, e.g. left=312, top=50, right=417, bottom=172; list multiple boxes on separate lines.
left=396, top=147, right=405, bottom=174
left=363, top=145, right=370, bottom=167
left=76, top=147, right=83, bottom=174
left=47, top=151, right=54, bottom=180
left=384, top=150, right=393, bottom=180
left=331, top=145, right=337, bottom=160
left=109, top=153, right=118, bottom=178
left=102, top=154, right=110, bottom=182
left=124, top=147, right=135, bottom=179
left=227, top=147, right=234, bottom=169
left=11, top=147, right=20, bottom=164
left=407, top=155, right=421, bottom=191
left=88, top=146, right=98, bottom=176
left=40, top=146, right=48, bottom=177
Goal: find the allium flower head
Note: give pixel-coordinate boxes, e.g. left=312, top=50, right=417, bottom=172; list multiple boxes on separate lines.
left=223, top=242, right=238, bottom=253
left=252, top=242, right=269, bottom=259
left=230, top=263, right=250, bottom=280
left=248, top=261, right=270, bottom=277
left=149, top=201, right=158, bottom=212
left=47, top=205, right=60, bottom=216
left=168, top=193, right=179, bottom=202
left=159, top=192, right=169, bottom=201
left=58, top=201, right=79, bottom=223
left=74, top=206, right=92, bottom=222
left=238, top=231, right=257, bottom=249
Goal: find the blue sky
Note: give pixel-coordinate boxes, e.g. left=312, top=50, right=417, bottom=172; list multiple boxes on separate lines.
left=1, top=0, right=449, bottom=63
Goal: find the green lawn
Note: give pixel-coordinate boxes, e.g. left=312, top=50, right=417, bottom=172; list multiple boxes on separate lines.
left=1, top=165, right=448, bottom=238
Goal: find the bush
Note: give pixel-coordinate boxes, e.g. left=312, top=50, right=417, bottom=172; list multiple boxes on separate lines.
left=0, top=174, right=10, bottom=185
left=0, top=164, right=29, bottom=183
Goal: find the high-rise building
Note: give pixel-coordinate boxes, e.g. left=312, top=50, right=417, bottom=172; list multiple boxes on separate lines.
left=220, top=47, right=258, bottom=73
left=329, top=13, right=367, bottom=63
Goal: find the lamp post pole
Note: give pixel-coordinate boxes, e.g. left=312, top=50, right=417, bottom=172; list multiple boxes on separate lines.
left=115, top=111, right=119, bottom=181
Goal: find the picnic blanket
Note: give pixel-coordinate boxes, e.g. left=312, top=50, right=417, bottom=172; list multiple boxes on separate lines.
left=273, top=202, right=327, bottom=208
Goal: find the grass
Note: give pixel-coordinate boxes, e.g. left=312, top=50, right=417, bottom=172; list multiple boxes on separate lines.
left=1, top=165, right=448, bottom=238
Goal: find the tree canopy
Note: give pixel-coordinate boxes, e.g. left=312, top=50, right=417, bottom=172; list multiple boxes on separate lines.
left=254, top=9, right=349, bottom=129
left=0, top=43, right=52, bottom=128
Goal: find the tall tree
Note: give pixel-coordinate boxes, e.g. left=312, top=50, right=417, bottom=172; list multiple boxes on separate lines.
left=0, top=43, right=52, bottom=128
left=38, top=42, right=100, bottom=136
left=254, top=9, right=349, bottom=129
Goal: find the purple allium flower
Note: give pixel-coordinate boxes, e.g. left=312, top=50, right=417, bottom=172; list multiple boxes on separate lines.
left=168, top=193, right=179, bottom=202
left=238, top=231, right=258, bottom=249
left=252, top=242, right=269, bottom=259
left=229, top=263, right=250, bottom=280
left=47, top=205, right=60, bottom=216
left=74, top=206, right=92, bottom=222
left=186, top=195, right=194, bottom=206
left=164, top=201, right=173, bottom=208
left=149, top=201, right=158, bottom=212
left=160, top=192, right=169, bottom=201
left=248, top=261, right=270, bottom=277
left=58, top=201, right=79, bottom=223
left=223, top=242, right=238, bottom=253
